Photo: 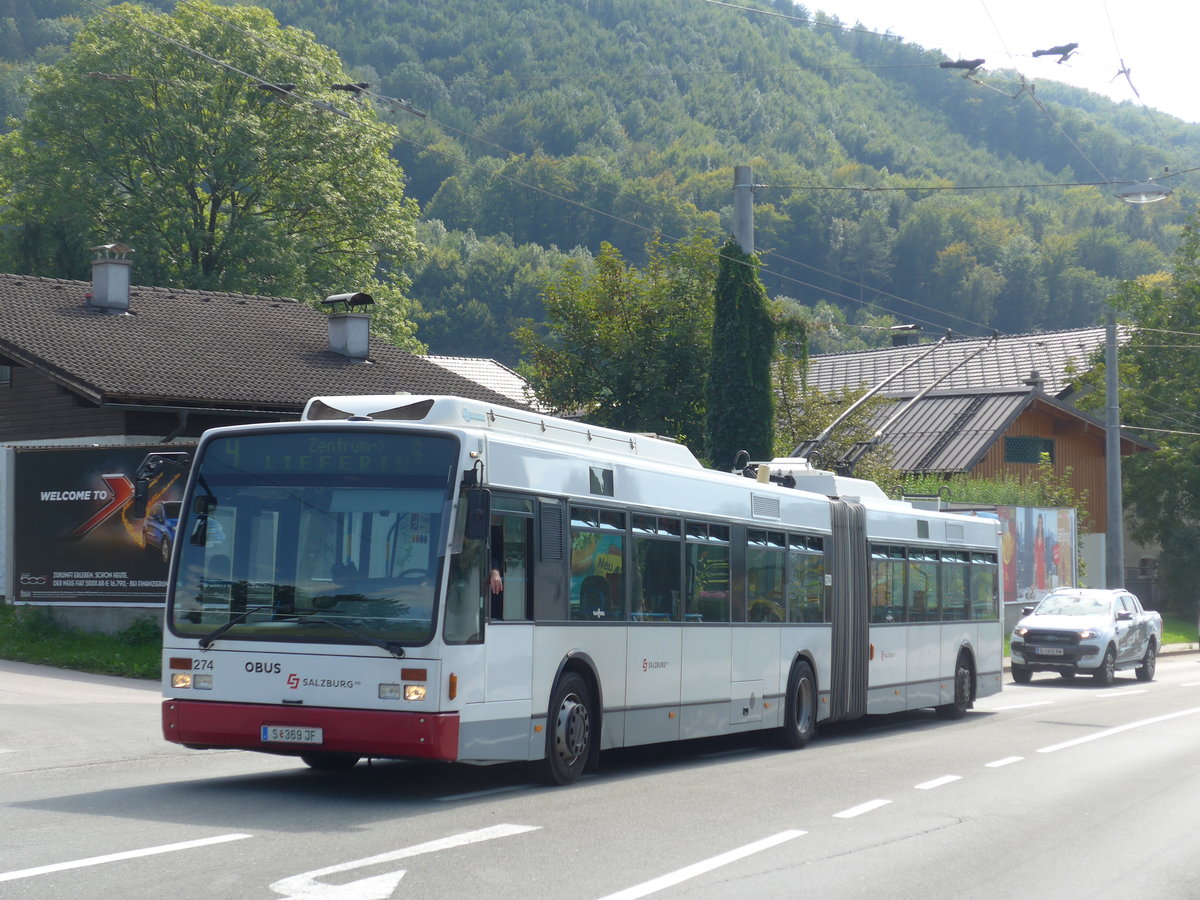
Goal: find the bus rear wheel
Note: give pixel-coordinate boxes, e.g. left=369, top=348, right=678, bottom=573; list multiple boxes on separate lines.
left=542, top=672, right=592, bottom=786
left=781, top=659, right=817, bottom=749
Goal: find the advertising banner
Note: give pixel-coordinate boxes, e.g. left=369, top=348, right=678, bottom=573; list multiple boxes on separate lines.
left=997, top=505, right=1077, bottom=609
left=13, top=445, right=191, bottom=604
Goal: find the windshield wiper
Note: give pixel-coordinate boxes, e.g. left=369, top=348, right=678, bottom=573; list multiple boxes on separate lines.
left=197, top=605, right=273, bottom=649
left=279, top=614, right=407, bottom=659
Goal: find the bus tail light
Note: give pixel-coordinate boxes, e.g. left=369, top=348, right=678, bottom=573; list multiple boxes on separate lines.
left=448, top=673, right=458, bottom=700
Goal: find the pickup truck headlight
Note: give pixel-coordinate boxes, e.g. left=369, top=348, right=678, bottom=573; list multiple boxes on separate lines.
left=1076, top=629, right=1099, bottom=639
left=1013, top=626, right=1029, bottom=637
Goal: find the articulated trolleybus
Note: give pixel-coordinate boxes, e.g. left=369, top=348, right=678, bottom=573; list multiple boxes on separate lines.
left=159, top=394, right=1003, bottom=784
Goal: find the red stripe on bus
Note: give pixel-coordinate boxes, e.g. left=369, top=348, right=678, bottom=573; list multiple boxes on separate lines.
left=162, top=700, right=460, bottom=760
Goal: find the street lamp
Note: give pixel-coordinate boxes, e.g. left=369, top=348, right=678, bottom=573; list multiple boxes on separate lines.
left=1114, top=180, right=1172, bottom=204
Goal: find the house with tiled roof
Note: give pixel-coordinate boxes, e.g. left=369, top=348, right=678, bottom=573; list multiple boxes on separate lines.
left=805, top=327, right=1155, bottom=596
left=426, top=355, right=548, bottom=411
left=809, top=326, right=1118, bottom=400
left=0, top=255, right=538, bottom=630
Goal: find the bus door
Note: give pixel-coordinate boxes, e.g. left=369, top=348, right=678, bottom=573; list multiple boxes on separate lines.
left=483, top=495, right=535, bottom=704
left=827, top=500, right=868, bottom=721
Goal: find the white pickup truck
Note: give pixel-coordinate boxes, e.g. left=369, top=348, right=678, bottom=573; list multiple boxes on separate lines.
left=1010, top=587, right=1162, bottom=686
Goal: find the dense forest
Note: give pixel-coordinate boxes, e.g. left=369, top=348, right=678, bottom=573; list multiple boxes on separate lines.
left=4, top=0, right=1199, bottom=364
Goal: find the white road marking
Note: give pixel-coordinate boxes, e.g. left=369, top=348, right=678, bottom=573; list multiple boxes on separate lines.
left=833, top=799, right=891, bottom=819
left=991, top=701, right=1054, bottom=711
left=1094, top=689, right=1147, bottom=698
left=1181, top=682, right=1200, bottom=687
left=985, top=756, right=1025, bottom=768
left=0, top=833, right=251, bottom=883
left=596, top=830, right=805, bottom=900
left=269, top=823, right=540, bottom=900
left=1038, top=706, right=1200, bottom=754
left=915, top=775, right=961, bottom=790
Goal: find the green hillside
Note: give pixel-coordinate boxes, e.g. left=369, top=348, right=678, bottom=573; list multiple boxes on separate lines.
left=4, top=0, right=1198, bottom=363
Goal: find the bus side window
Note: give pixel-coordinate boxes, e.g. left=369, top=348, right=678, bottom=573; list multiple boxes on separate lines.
left=570, top=506, right=626, bottom=621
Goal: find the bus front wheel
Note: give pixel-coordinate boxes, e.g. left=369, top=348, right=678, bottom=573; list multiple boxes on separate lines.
left=781, top=659, right=817, bottom=749
left=542, top=672, right=592, bottom=786
left=936, top=652, right=973, bottom=719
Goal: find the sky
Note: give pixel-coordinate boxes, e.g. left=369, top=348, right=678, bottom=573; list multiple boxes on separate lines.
left=808, top=1, right=1199, bottom=124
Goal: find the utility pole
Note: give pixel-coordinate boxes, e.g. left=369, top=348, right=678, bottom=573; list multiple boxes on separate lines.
left=1105, top=311, right=1124, bottom=588
left=733, top=165, right=754, bottom=255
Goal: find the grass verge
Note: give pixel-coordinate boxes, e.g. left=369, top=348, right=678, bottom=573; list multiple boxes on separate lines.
left=0, top=604, right=160, bottom=679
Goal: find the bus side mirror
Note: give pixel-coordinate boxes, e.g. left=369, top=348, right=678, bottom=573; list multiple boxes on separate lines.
left=131, top=479, right=149, bottom=518
left=464, top=488, right=491, bottom=541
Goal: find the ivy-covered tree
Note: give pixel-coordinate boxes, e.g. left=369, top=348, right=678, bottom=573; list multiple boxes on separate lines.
left=0, top=1, right=422, bottom=348
left=515, top=233, right=719, bottom=447
left=706, top=238, right=775, bottom=469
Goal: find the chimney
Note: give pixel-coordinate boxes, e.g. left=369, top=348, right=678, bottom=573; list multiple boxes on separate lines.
left=322, top=292, right=374, bottom=360
left=88, top=243, right=133, bottom=313
left=890, top=324, right=921, bottom=346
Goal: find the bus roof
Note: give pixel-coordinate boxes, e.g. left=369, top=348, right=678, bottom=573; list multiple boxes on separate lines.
left=302, top=394, right=705, bottom=468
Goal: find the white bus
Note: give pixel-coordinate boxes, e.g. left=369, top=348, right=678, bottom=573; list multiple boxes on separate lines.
left=159, top=394, right=1003, bottom=785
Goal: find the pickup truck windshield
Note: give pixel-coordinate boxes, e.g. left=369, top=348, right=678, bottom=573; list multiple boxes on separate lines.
left=1035, top=594, right=1111, bottom=616
left=168, top=430, right=458, bottom=647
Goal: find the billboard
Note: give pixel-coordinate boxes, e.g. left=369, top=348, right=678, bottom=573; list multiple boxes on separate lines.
left=12, top=445, right=191, bottom=604
left=997, top=505, right=1077, bottom=609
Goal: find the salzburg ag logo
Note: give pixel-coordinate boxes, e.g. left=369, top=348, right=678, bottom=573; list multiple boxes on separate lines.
left=287, top=673, right=300, bottom=689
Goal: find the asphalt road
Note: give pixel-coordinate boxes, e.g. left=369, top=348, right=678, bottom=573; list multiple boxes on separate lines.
left=3, top=653, right=1200, bottom=899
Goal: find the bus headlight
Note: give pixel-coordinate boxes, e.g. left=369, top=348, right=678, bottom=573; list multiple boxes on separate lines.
left=378, top=683, right=427, bottom=701
left=171, top=673, right=213, bottom=689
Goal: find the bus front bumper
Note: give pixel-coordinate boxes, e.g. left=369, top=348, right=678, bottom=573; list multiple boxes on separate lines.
left=162, top=699, right=460, bottom=760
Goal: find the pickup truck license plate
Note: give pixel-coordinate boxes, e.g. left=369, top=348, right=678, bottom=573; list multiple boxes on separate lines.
left=261, top=725, right=323, bottom=745
left=1035, top=646, right=1065, bottom=656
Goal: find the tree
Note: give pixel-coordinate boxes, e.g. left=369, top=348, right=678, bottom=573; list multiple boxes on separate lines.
left=1097, top=220, right=1200, bottom=616
left=0, top=1, right=422, bottom=349
left=706, top=238, right=774, bottom=469
left=774, top=384, right=899, bottom=494
left=515, top=233, right=719, bottom=447
left=408, top=220, right=587, bottom=365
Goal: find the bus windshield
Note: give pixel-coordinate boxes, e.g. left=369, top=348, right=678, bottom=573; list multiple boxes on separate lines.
left=168, top=430, right=459, bottom=647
